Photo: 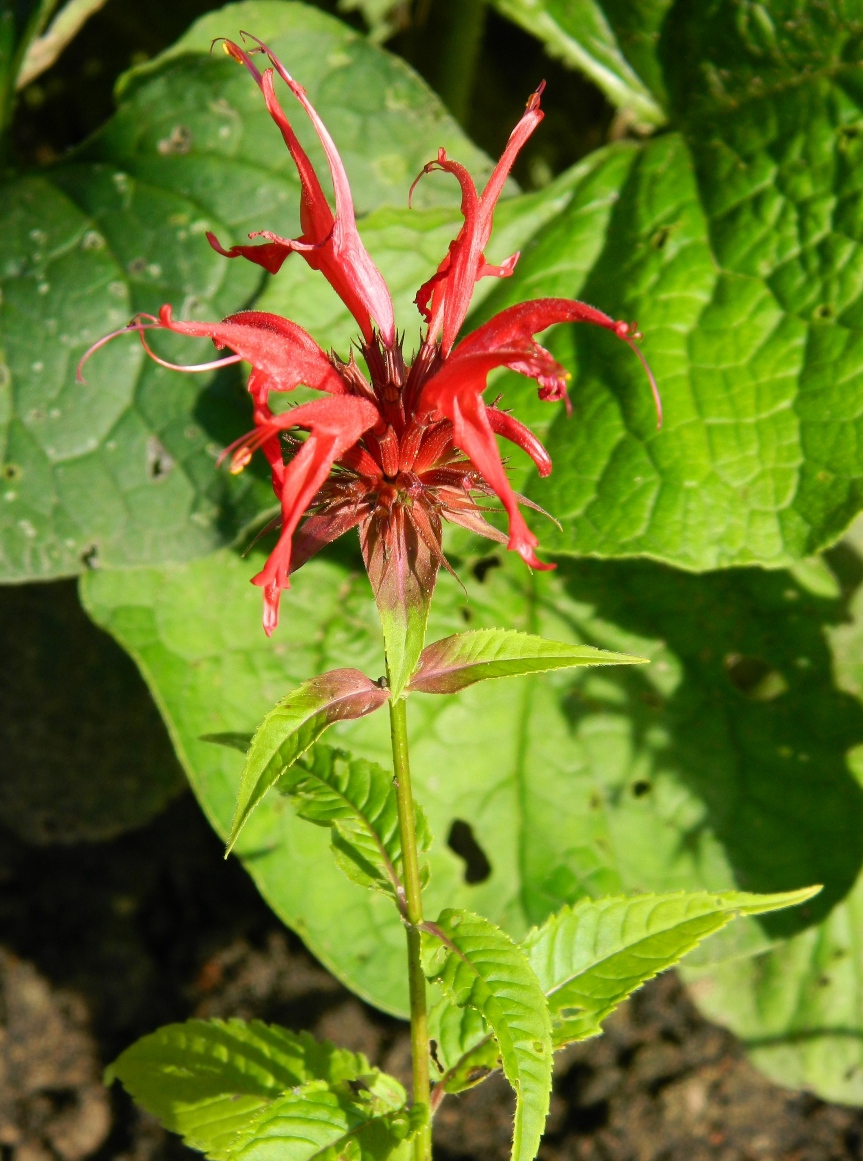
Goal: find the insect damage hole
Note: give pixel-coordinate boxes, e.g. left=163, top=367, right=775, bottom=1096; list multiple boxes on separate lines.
left=724, top=653, right=788, bottom=701
left=146, top=436, right=175, bottom=481
left=447, top=819, right=492, bottom=884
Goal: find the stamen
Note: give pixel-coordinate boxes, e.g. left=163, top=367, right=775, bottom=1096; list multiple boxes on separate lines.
left=625, top=338, right=663, bottom=429
left=137, top=331, right=244, bottom=376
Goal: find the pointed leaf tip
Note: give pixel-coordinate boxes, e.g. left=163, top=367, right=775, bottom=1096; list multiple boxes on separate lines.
left=407, top=628, right=647, bottom=694
left=226, top=670, right=389, bottom=855
left=422, top=909, right=552, bottom=1161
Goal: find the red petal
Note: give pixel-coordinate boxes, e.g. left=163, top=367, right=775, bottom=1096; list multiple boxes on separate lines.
left=250, top=395, right=380, bottom=633
left=414, top=86, right=544, bottom=353
left=449, top=389, right=553, bottom=571
left=486, top=406, right=552, bottom=477
left=222, top=39, right=395, bottom=346
left=156, top=305, right=347, bottom=395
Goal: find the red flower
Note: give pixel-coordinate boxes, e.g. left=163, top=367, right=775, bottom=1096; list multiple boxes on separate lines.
left=80, top=36, right=658, bottom=643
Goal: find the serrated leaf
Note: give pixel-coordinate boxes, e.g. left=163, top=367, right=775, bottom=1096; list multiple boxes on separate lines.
left=422, top=909, right=552, bottom=1161
left=227, top=670, right=389, bottom=854
left=228, top=1080, right=410, bottom=1161
left=429, top=887, right=817, bottom=1092
left=106, top=1017, right=405, bottom=1161
left=427, top=997, right=498, bottom=1096
left=0, top=0, right=492, bottom=582
left=81, top=540, right=863, bottom=1029
left=523, top=887, right=819, bottom=1046
left=277, top=743, right=431, bottom=898
left=488, top=0, right=666, bottom=128
left=407, top=628, right=645, bottom=694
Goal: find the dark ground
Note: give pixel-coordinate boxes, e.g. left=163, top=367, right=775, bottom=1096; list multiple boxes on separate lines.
left=3, top=786, right=863, bottom=1161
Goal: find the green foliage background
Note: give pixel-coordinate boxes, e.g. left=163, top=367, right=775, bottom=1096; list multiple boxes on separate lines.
left=5, top=0, right=863, bottom=1113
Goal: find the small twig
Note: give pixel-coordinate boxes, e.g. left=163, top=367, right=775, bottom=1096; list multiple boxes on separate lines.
left=16, top=0, right=109, bottom=90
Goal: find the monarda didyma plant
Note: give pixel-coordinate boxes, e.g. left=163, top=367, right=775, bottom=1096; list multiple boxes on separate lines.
left=83, top=32, right=817, bottom=1161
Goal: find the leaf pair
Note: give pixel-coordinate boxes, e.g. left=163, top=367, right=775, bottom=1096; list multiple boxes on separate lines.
left=422, top=887, right=819, bottom=1161
left=221, top=628, right=645, bottom=855
left=106, top=1018, right=418, bottom=1161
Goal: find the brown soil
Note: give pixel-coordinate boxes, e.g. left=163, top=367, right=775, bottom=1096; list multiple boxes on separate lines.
left=2, top=793, right=863, bottom=1161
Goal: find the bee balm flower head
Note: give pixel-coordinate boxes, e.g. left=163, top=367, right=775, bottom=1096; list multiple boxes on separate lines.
left=80, top=35, right=659, bottom=640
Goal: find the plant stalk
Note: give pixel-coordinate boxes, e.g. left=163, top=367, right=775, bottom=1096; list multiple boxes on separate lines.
left=389, top=694, right=431, bottom=1161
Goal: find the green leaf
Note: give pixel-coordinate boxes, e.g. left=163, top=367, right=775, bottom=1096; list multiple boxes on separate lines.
left=465, top=5, right=863, bottom=569
left=429, top=886, right=817, bottom=1094
left=488, top=0, right=666, bottom=128
left=407, top=628, right=645, bottom=694
left=277, top=743, right=431, bottom=899
left=0, top=0, right=491, bottom=582
left=227, top=670, right=389, bottom=854
left=422, top=908, right=552, bottom=1161
left=523, top=887, right=819, bottom=1046
left=81, top=539, right=863, bottom=1025
left=228, top=1080, right=411, bottom=1161
left=428, top=996, right=498, bottom=1096
left=106, top=1017, right=405, bottom=1161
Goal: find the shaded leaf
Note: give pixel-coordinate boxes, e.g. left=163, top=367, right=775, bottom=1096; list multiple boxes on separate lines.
left=0, top=0, right=490, bottom=582
left=488, top=0, right=666, bottom=128
left=422, top=908, right=552, bottom=1161
left=227, top=670, right=389, bottom=854
left=407, top=628, right=645, bottom=694
left=106, top=1018, right=405, bottom=1161
left=277, top=743, right=431, bottom=899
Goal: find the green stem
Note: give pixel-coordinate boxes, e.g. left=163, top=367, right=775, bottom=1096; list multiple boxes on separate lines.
left=433, top=0, right=486, bottom=127
left=389, top=694, right=431, bottom=1161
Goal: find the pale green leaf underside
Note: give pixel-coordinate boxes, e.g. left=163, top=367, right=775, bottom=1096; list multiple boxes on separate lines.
left=408, top=627, right=645, bottom=693
left=0, top=0, right=490, bottom=582
left=226, top=672, right=387, bottom=853
left=277, top=744, right=431, bottom=899
left=422, top=908, right=552, bottom=1161
left=105, top=1018, right=405, bottom=1161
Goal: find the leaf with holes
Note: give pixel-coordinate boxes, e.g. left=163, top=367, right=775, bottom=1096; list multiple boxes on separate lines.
left=106, top=1017, right=406, bottom=1160
left=276, top=743, right=431, bottom=899
left=0, top=0, right=490, bottom=582
left=407, top=628, right=644, bottom=694
left=227, top=670, right=389, bottom=854
left=422, top=908, right=552, bottom=1161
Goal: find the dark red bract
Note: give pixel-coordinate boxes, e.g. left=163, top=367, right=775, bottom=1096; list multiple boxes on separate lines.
left=80, top=35, right=659, bottom=636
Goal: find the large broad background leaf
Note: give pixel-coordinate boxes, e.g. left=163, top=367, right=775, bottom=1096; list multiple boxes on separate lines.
left=80, top=531, right=863, bottom=1067
left=462, top=3, right=863, bottom=569
left=0, top=0, right=491, bottom=582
